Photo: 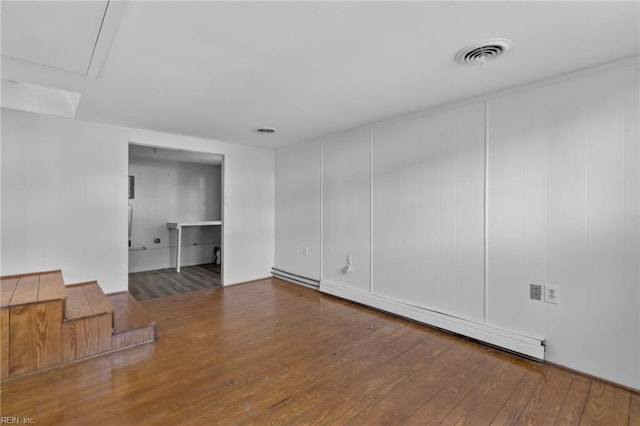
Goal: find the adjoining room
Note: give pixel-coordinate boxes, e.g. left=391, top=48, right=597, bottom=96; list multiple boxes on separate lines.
left=127, top=144, right=223, bottom=300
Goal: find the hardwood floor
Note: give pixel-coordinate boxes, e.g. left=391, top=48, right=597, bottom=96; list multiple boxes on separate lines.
left=128, top=263, right=221, bottom=301
left=1, top=278, right=638, bottom=425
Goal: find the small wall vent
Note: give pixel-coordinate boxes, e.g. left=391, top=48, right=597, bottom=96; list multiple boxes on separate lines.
left=455, top=38, right=513, bottom=65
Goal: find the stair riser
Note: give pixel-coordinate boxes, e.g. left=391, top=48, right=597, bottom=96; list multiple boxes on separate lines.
left=62, top=313, right=113, bottom=363
left=7, top=301, right=64, bottom=378
left=112, top=325, right=156, bottom=350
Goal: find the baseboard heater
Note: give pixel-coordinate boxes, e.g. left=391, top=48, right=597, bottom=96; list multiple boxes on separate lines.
left=271, top=268, right=320, bottom=289
left=320, top=280, right=545, bottom=361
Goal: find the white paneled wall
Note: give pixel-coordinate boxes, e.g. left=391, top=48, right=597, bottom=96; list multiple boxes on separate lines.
left=488, top=64, right=639, bottom=387
left=274, top=140, right=321, bottom=280
left=322, top=128, right=371, bottom=292
left=274, top=58, right=639, bottom=388
left=372, top=103, right=485, bottom=321
left=2, top=109, right=275, bottom=292
left=487, top=90, right=548, bottom=337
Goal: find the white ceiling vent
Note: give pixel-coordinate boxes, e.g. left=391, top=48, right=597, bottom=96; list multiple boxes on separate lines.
left=256, top=127, right=277, bottom=134
left=455, top=38, right=513, bottom=65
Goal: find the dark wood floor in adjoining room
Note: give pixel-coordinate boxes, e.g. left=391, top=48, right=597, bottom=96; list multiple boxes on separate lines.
left=128, top=263, right=221, bottom=301
left=2, top=278, right=639, bottom=425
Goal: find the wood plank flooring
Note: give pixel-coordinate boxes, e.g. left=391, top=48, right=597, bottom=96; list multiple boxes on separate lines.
left=128, top=263, right=221, bottom=301
left=1, top=278, right=637, bottom=425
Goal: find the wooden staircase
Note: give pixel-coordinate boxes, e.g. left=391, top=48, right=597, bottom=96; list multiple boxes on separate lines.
left=0, top=270, right=156, bottom=380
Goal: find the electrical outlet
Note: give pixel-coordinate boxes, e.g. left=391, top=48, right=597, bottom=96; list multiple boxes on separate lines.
left=530, top=284, right=542, bottom=301
left=544, top=284, right=560, bottom=304
left=346, top=256, right=352, bottom=266
left=302, top=247, right=309, bottom=256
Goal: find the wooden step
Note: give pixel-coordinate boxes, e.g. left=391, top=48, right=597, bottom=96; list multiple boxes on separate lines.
left=62, top=282, right=115, bottom=363
left=1, top=270, right=157, bottom=381
left=65, top=282, right=114, bottom=320
left=0, top=270, right=67, bottom=379
left=107, top=292, right=157, bottom=350
left=1, top=270, right=66, bottom=308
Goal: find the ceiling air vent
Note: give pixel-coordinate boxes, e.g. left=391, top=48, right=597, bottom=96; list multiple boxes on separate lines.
left=455, top=38, right=513, bottom=65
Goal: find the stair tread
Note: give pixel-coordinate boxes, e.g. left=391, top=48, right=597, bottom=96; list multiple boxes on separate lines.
left=82, top=283, right=114, bottom=315
left=1, top=270, right=66, bottom=308
left=1, top=278, right=19, bottom=308
left=107, top=293, right=155, bottom=333
left=65, top=282, right=113, bottom=320
left=37, top=271, right=67, bottom=302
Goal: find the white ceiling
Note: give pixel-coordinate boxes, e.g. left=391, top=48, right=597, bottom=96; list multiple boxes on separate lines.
left=1, top=1, right=108, bottom=74
left=2, top=1, right=639, bottom=149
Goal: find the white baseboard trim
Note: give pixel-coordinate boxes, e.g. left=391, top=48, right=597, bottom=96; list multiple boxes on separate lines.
left=320, top=280, right=545, bottom=360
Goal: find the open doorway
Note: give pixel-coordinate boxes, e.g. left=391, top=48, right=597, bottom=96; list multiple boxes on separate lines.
left=127, top=143, right=224, bottom=300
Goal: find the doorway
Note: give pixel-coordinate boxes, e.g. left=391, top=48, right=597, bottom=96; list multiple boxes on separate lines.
left=127, top=143, right=224, bottom=300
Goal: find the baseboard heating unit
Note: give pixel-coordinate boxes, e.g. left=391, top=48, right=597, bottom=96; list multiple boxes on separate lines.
left=271, top=268, right=320, bottom=289
left=320, top=280, right=545, bottom=361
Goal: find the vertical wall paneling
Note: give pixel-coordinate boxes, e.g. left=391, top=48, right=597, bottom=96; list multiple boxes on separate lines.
left=585, top=79, right=627, bottom=380
left=484, top=101, right=490, bottom=323
left=274, top=140, right=322, bottom=280
left=451, top=104, right=486, bottom=321
left=487, top=91, right=547, bottom=337
left=322, top=128, right=371, bottom=292
left=487, top=64, right=639, bottom=388
left=546, top=82, right=590, bottom=371
left=281, top=58, right=638, bottom=385
left=371, top=115, right=410, bottom=302
left=520, top=92, right=548, bottom=337
left=371, top=103, right=485, bottom=321
left=369, top=128, right=374, bottom=294
left=320, top=139, right=324, bottom=283
left=439, top=109, right=458, bottom=314
left=621, top=65, right=640, bottom=388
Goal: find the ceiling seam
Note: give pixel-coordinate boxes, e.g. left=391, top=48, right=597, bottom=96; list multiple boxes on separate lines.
left=86, top=0, right=110, bottom=75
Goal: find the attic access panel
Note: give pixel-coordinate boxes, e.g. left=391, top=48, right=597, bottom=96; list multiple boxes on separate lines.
left=1, top=1, right=123, bottom=77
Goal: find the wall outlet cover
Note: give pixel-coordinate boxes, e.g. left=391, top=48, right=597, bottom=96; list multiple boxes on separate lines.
left=530, top=284, right=542, bottom=301
left=544, top=284, right=560, bottom=304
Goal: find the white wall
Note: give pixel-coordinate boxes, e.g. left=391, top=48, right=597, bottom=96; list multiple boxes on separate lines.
left=487, top=63, right=639, bottom=388
left=322, top=128, right=372, bottom=292
left=372, top=102, right=485, bottom=321
left=274, top=58, right=640, bottom=389
left=274, top=140, right=321, bottom=280
left=1, top=113, right=127, bottom=292
left=1, top=109, right=274, bottom=293
left=128, top=157, right=222, bottom=272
